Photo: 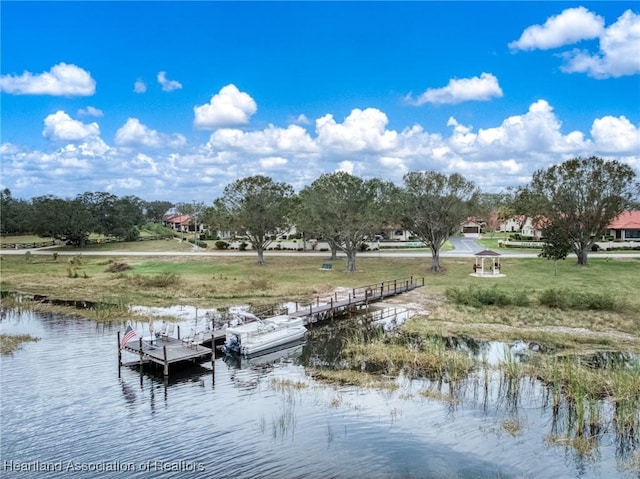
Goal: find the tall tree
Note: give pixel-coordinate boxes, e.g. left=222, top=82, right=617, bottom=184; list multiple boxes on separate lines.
left=30, top=195, right=95, bottom=248
left=521, top=156, right=638, bottom=266
left=78, top=192, right=145, bottom=241
left=0, top=189, right=32, bottom=234
left=297, top=172, right=397, bottom=272
left=212, top=175, right=295, bottom=265
left=144, top=200, right=174, bottom=223
left=398, top=171, right=479, bottom=272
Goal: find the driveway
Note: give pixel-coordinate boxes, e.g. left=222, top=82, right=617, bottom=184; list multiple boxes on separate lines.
left=447, top=236, right=484, bottom=254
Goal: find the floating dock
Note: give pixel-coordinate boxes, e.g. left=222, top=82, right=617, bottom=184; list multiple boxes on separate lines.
left=119, top=335, right=214, bottom=377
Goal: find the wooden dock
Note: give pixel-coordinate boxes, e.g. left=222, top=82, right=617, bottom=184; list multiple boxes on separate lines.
left=118, top=276, right=423, bottom=376
left=290, top=276, right=424, bottom=324
left=119, top=335, right=213, bottom=376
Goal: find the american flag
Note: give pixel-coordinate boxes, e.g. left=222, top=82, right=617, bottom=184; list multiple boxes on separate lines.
left=120, top=325, right=136, bottom=349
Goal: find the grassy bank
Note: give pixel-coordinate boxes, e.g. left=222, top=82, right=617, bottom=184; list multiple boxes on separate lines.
left=1, top=251, right=638, bottom=338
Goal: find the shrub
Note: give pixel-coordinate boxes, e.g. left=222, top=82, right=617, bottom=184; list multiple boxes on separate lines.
left=239, top=241, right=248, bottom=251
left=538, top=288, right=620, bottom=311
left=215, top=240, right=229, bottom=250
left=445, top=286, right=530, bottom=307
left=129, top=272, right=181, bottom=288
left=107, top=262, right=131, bottom=273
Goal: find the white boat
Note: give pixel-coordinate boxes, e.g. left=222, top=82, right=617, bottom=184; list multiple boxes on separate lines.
left=222, top=314, right=307, bottom=356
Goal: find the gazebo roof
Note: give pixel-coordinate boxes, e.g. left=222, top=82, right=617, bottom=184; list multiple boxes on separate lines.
left=474, top=249, right=501, bottom=257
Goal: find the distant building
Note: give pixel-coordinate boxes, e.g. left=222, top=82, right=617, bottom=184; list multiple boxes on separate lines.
left=606, top=211, right=640, bottom=241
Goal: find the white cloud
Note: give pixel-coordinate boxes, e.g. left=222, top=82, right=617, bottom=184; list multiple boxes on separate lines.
left=293, top=114, right=310, bottom=125
left=315, top=108, right=398, bottom=153
left=115, top=118, right=161, bottom=147
left=42, top=111, right=100, bottom=141
left=0, top=63, right=96, bottom=96
left=509, top=7, right=604, bottom=51
left=193, top=84, right=257, bottom=129
left=259, top=156, right=288, bottom=169
left=114, top=118, right=186, bottom=148
left=134, top=79, right=147, bottom=93
left=590, top=115, right=640, bottom=153
left=336, top=161, right=355, bottom=174
left=115, top=178, right=143, bottom=189
left=157, top=71, right=182, bottom=92
left=77, top=106, right=103, bottom=117
left=560, top=10, right=640, bottom=78
left=208, top=124, right=317, bottom=155
left=3, top=99, right=638, bottom=202
left=379, top=156, right=408, bottom=176
left=408, top=73, right=503, bottom=105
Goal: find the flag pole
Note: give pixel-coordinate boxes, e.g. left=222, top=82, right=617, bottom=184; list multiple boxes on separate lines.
left=117, top=331, right=122, bottom=377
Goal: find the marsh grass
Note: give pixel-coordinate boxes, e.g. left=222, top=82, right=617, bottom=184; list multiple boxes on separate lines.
left=307, top=368, right=399, bottom=390
left=341, top=330, right=474, bottom=381
left=269, top=378, right=307, bottom=391
left=128, top=272, right=181, bottom=288
left=445, top=285, right=531, bottom=307
left=0, top=334, right=40, bottom=355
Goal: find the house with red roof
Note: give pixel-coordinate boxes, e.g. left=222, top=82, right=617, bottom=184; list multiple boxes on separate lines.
left=606, top=211, right=640, bottom=241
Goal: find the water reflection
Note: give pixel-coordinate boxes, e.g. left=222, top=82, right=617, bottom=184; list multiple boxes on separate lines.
left=1, top=307, right=638, bottom=478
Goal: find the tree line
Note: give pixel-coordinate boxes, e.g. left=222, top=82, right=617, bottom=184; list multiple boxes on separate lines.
left=1, top=156, right=637, bottom=271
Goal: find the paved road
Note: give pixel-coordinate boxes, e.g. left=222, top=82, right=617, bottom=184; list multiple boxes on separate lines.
left=2, top=243, right=638, bottom=259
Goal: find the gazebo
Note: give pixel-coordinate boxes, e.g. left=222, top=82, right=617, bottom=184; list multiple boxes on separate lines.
left=471, top=250, right=505, bottom=277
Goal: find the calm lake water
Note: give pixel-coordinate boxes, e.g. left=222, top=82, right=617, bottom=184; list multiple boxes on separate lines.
left=1, top=307, right=637, bottom=478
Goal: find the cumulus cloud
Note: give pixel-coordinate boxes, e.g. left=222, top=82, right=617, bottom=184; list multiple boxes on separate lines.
left=509, top=7, right=604, bottom=51
left=78, top=106, right=103, bottom=117
left=42, top=111, right=100, bottom=141
left=408, top=73, right=503, bottom=105
left=0, top=62, right=96, bottom=96
left=259, top=156, right=288, bottom=169
left=3, top=100, right=638, bottom=202
left=590, top=115, right=640, bottom=153
left=510, top=7, right=639, bottom=78
left=115, top=118, right=186, bottom=148
left=134, top=79, right=147, bottom=93
left=560, top=10, right=640, bottom=78
left=157, top=71, right=182, bottom=92
left=194, top=84, right=257, bottom=129
left=208, top=124, right=317, bottom=155
left=315, top=108, right=398, bottom=153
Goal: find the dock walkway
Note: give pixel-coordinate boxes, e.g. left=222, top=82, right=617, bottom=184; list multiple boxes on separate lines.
left=290, top=276, right=424, bottom=324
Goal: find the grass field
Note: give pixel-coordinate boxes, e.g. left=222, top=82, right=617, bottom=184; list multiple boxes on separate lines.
left=1, top=244, right=638, bottom=332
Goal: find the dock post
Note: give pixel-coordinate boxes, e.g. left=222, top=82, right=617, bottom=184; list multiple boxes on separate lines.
left=163, top=346, right=168, bottom=377
left=177, top=325, right=181, bottom=340
left=138, top=337, right=144, bottom=370
left=117, top=331, right=122, bottom=377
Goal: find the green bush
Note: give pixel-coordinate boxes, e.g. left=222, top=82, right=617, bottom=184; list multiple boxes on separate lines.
left=215, top=240, right=229, bottom=250
left=537, top=288, right=620, bottom=311
left=445, top=285, right=530, bottom=307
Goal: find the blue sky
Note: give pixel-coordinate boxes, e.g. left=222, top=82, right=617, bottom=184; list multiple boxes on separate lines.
left=1, top=1, right=639, bottom=203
